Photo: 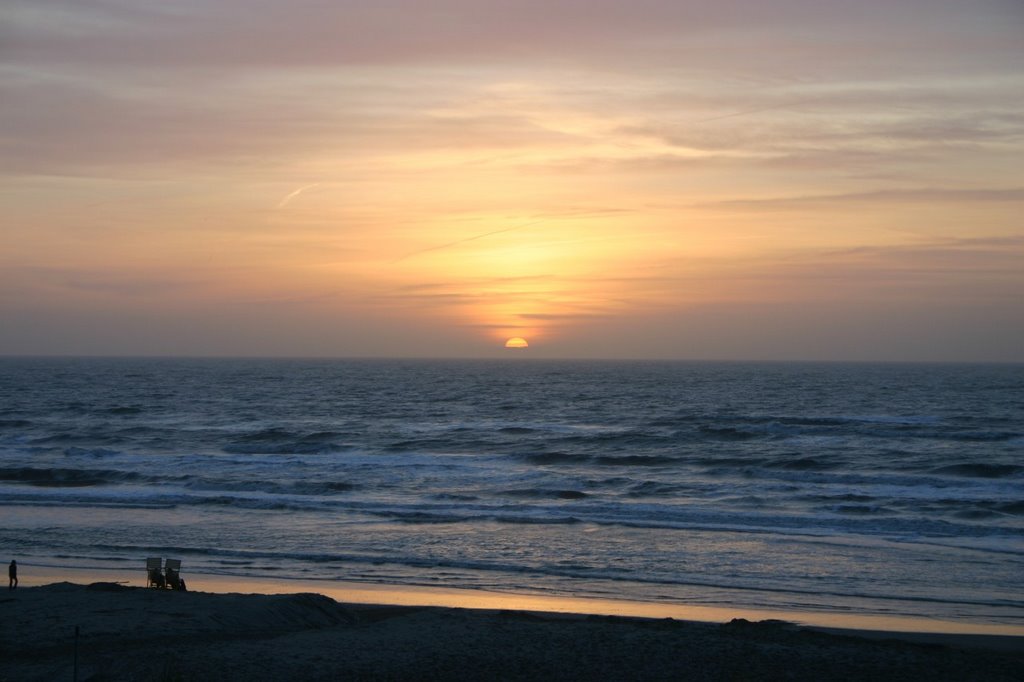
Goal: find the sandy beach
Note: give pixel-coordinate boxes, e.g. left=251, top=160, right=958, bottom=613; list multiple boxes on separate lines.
left=2, top=581, right=1021, bottom=681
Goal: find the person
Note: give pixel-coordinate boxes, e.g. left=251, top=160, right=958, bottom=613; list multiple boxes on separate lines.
left=8, top=560, right=16, bottom=590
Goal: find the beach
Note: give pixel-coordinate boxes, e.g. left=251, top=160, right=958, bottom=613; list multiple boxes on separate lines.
left=2, top=581, right=1022, bottom=681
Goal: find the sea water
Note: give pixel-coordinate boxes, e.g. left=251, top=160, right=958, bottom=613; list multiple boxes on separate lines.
left=1, top=358, right=1021, bottom=626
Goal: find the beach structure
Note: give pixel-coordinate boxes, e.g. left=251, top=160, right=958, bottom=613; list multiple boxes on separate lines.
left=165, top=559, right=184, bottom=590
left=146, top=557, right=165, bottom=588
left=146, top=558, right=185, bottom=590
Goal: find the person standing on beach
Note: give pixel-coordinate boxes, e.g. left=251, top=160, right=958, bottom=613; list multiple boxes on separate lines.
left=8, top=560, right=16, bottom=589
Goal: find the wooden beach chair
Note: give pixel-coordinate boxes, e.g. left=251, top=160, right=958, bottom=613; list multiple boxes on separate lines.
left=146, top=557, right=165, bottom=588
left=165, top=558, right=183, bottom=590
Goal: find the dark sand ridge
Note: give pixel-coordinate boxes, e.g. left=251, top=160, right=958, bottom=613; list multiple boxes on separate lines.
left=2, top=583, right=1022, bottom=681
left=16, top=562, right=1024, bottom=637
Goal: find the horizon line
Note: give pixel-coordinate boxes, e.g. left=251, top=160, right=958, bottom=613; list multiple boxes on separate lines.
left=1, top=354, right=1021, bottom=366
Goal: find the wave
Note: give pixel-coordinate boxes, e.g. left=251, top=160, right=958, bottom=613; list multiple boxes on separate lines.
left=643, top=413, right=1021, bottom=446
left=222, top=441, right=345, bottom=455
left=105, top=406, right=144, bottom=415
left=29, top=433, right=114, bottom=445
left=932, top=463, right=1023, bottom=479
left=225, top=427, right=344, bottom=443
left=64, top=447, right=123, bottom=458
left=953, top=509, right=1002, bottom=520
left=0, top=466, right=144, bottom=487
left=7, top=481, right=1020, bottom=546
left=763, top=456, right=842, bottom=471
left=508, top=449, right=1024, bottom=506
left=799, top=493, right=878, bottom=504
left=966, top=432, right=1024, bottom=442
left=184, top=478, right=358, bottom=497
left=625, top=481, right=687, bottom=497
left=594, top=455, right=680, bottom=466
left=520, top=452, right=591, bottom=465
left=996, top=501, right=1024, bottom=515
left=490, top=515, right=582, bottom=525
left=831, top=504, right=889, bottom=515
left=500, top=488, right=589, bottom=500
left=551, top=430, right=675, bottom=447
left=698, top=426, right=765, bottom=441
left=430, top=493, right=479, bottom=502
left=694, top=456, right=768, bottom=467
left=222, top=428, right=347, bottom=454
left=518, top=452, right=681, bottom=467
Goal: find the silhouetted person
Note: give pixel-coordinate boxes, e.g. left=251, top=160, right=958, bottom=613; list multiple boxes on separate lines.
left=8, top=560, right=16, bottom=590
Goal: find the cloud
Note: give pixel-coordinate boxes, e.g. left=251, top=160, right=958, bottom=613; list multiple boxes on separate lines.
left=518, top=312, right=611, bottom=320
left=2, top=0, right=1022, bottom=360
left=695, top=187, right=1024, bottom=210
left=276, top=183, right=321, bottom=209
left=4, top=0, right=1021, bottom=181
left=392, top=221, right=546, bottom=262
left=0, top=266, right=210, bottom=303
left=0, top=76, right=585, bottom=176
left=6, top=0, right=1021, bottom=74
left=670, top=235, right=1024, bottom=303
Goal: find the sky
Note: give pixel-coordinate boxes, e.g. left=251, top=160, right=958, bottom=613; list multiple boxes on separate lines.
left=2, top=0, right=1023, bottom=361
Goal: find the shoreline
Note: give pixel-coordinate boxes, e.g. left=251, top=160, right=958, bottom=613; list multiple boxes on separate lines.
left=14, top=562, right=1024, bottom=641
left=2, top=582, right=1022, bottom=681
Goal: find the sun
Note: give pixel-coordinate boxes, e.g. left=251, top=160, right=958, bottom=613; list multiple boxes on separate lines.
left=504, top=337, right=529, bottom=349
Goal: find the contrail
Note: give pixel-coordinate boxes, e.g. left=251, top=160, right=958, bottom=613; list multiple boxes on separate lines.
left=276, top=183, right=320, bottom=209
left=392, top=220, right=545, bottom=263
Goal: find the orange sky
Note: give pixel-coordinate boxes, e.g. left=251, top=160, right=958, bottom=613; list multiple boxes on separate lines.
left=2, top=1, right=1023, bottom=360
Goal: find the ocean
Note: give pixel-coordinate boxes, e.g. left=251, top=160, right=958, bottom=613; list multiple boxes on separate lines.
left=1, top=358, right=1021, bottom=626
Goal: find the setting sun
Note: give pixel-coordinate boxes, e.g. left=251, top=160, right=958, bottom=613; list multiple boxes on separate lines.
left=504, top=337, right=529, bottom=349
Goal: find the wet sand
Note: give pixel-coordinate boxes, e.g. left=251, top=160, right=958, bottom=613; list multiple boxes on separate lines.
left=2, top=582, right=1021, bottom=681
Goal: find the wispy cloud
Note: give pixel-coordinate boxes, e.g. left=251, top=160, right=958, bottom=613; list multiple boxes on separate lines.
left=694, top=187, right=1024, bottom=210
left=276, top=183, right=320, bottom=209
left=392, top=221, right=546, bottom=262
left=4, top=266, right=209, bottom=298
